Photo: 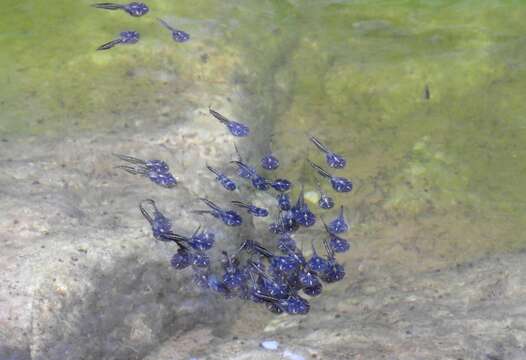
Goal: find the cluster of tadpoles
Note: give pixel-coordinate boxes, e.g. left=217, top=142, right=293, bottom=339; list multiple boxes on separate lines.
left=93, top=2, right=190, bottom=51
left=114, top=108, right=353, bottom=315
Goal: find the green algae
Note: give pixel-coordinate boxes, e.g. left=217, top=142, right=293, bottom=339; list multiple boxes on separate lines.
left=0, top=0, right=270, bottom=135
left=384, top=136, right=473, bottom=215
left=268, top=1, right=526, bottom=263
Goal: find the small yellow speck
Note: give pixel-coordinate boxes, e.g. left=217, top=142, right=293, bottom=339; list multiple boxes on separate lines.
left=304, top=191, right=320, bottom=205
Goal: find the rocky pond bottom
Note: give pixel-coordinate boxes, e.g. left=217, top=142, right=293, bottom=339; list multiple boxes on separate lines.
left=1, top=110, right=525, bottom=360
left=148, top=251, right=526, bottom=360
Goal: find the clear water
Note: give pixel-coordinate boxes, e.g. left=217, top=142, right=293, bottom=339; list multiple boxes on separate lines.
left=2, top=0, right=525, bottom=273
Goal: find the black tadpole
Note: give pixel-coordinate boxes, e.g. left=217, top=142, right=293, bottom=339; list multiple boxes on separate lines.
left=424, top=84, right=430, bottom=100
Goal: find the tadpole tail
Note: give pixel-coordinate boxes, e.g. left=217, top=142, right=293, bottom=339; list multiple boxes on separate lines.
left=306, top=159, right=331, bottom=179
left=157, top=18, right=175, bottom=32
left=139, top=199, right=158, bottom=225
left=247, top=260, right=270, bottom=279
left=319, top=217, right=331, bottom=234
left=310, top=136, right=329, bottom=154
left=230, top=160, right=252, bottom=175
left=92, top=3, right=124, bottom=10
left=221, top=251, right=235, bottom=268
left=199, top=198, right=221, bottom=212
left=231, top=200, right=249, bottom=209
left=241, top=240, right=274, bottom=258
left=310, top=238, right=318, bottom=255
left=252, top=291, right=278, bottom=304
left=159, top=232, right=188, bottom=246
left=209, top=107, right=230, bottom=125
left=97, top=38, right=122, bottom=51
left=206, top=164, right=220, bottom=177
left=114, top=165, right=139, bottom=175
left=113, top=153, right=146, bottom=165
left=192, top=210, right=219, bottom=220
left=296, top=184, right=305, bottom=207
left=114, top=164, right=149, bottom=177
left=322, top=236, right=335, bottom=260
left=338, top=205, right=344, bottom=218
left=191, top=225, right=202, bottom=238
left=233, top=143, right=244, bottom=162
left=315, top=178, right=325, bottom=194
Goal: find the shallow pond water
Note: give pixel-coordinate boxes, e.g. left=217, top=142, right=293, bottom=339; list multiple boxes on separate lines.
left=1, top=1, right=526, bottom=357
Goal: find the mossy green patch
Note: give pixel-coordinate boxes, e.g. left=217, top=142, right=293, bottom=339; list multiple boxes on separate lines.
left=0, top=0, right=286, bottom=135
left=270, top=1, right=526, bottom=261
left=384, top=135, right=473, bottom=215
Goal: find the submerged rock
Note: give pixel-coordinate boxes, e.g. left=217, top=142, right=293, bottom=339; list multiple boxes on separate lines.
left=147, top=252, right=526, bottom=359
left=0, top=111, right=262, bottom=360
